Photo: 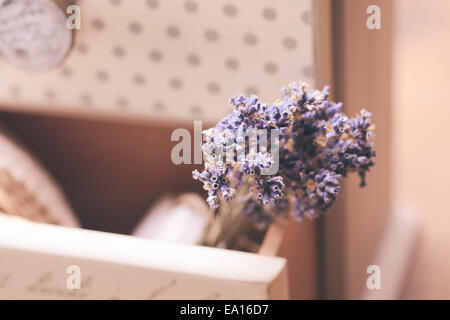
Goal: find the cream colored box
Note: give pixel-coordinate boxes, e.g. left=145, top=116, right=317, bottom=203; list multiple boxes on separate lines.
left=0, top=215, right=288, bottom=300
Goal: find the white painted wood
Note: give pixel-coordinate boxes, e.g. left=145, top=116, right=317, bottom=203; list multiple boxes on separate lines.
left=0, top=215, right=288, bottom=299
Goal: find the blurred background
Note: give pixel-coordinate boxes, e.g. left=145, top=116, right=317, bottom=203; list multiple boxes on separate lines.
left=392, top=0, right=450, bottom=299
left=0, top=0, right=448, bottom=300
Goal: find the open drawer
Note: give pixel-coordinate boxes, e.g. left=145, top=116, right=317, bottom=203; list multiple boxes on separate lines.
left=0, top=214, right=288, bottom=300
left=0, top=112, right=297, bottom=300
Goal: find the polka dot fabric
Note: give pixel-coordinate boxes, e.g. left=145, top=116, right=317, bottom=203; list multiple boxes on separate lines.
left=0, top=0, right=315, bottom=123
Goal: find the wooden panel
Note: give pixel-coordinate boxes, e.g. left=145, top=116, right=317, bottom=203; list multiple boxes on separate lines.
left=277, top=220, right=317, bottom=299
left=0, top=0, right=315, bottom=124
left=323, top=0, right=393, bottom=299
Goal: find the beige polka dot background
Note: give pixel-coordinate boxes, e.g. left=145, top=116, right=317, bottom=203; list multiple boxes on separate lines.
left=0, top=0, right=315, bottom=124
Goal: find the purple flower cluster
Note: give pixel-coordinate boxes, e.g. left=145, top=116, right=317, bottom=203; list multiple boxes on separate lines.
left=193, top=82, right=376, bottom=226
left=193, top=161, right=235, bottom=208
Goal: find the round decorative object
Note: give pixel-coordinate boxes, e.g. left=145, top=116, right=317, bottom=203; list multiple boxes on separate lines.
left=0, top=126, right=80, bottom=227
left=0, top=0, right=73, bottom=71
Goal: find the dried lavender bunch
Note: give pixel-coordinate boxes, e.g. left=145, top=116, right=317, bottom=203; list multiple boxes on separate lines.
left=193, top=82, right=376, bottom=237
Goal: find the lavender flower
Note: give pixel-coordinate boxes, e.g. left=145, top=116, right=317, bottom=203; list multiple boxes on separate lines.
left=193, top=82, right=376, bottom=226
left=193, top=161, right=235, bottom=208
